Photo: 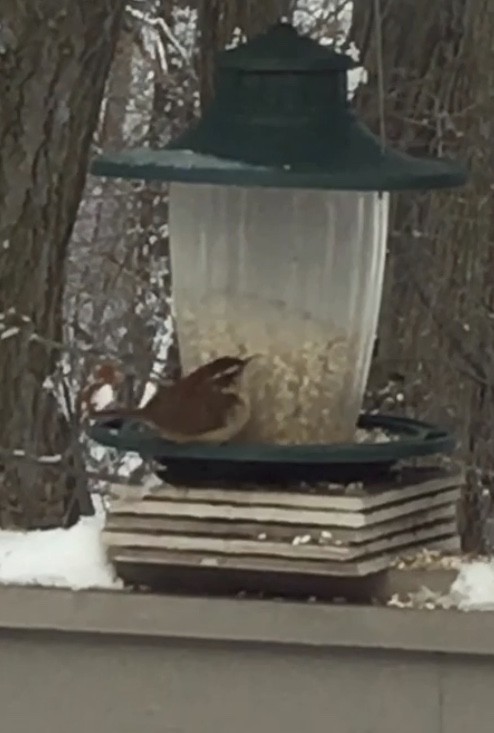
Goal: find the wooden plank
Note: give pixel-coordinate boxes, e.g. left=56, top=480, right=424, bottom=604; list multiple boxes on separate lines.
left=109, top=547, right=392, bottom=577
left=108, top=536, right=461, bottom=580
left=108, top=468, right=463, bottom=512
left=105, top=503, right=457, bottom=545
left=102, top=520, right=458, bottom=562
left=108, top=487, right=460, bottom=529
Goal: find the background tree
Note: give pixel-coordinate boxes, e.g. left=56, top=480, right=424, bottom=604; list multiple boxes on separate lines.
left=351, top=0, right=494, bottom=551
left=7, top=0, right=489, bottom=554
left=0, top=0, right=125, bottom=528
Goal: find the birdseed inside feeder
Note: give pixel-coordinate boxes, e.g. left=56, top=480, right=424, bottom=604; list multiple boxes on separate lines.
left=92, top=22, right=466, bottom=446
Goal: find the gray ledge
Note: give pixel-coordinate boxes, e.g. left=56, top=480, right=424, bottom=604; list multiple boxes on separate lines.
left=0, top=585, right=489, bottom=655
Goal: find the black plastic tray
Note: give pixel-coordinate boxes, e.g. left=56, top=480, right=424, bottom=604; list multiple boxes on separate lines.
left=88, top=413, right=455, bottom=486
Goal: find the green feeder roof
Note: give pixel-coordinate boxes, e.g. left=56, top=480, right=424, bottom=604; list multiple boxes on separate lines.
left=92, top=22, right=467, bottom=191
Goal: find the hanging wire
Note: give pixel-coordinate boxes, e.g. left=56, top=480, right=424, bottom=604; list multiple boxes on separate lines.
left=373, top=0, right=386, bottom=154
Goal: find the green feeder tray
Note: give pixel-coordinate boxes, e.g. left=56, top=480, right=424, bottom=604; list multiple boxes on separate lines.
left=87, top=413, right=455, bottom=487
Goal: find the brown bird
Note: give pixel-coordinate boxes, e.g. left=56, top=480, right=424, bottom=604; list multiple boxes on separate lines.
left=84, top=355, right=259, bottom=444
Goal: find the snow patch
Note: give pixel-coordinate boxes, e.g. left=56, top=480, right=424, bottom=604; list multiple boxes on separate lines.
left=0, top=326, right=20, bottom=340
left=0, top=497, right=122, bottom=591
left=90, top=383, right=115, bottom=411
left=139, top=380, right=158, bottom=407
left=449, top=561, right=494, bottom=611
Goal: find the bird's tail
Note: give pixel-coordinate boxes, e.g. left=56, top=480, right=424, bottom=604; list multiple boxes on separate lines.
left=89, top=406, right=140, bottom=422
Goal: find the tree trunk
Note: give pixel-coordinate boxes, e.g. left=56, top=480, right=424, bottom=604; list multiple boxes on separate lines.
left=350, top=0, right=494, bottom=551
left=0, top=0, right=125, bottom=528
left=128, top=0, right=179, bottom=390
left=197, top=0, right=295, bottom=107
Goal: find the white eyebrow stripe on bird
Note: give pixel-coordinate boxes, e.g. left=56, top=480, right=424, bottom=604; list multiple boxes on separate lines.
left=209, top=365, right=244, bottom=380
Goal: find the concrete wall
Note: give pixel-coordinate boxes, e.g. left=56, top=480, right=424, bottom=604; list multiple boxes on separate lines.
left=0, top=587, right=492, bottom=733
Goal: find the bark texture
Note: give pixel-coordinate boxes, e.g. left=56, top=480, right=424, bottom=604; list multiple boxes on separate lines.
left=351, top=0, right=494, bottom=550
left=134, top=0, right=184, bottom=386
left=0, top=0, right=125, bottom=528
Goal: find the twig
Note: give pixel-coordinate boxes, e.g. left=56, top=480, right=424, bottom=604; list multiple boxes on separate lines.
left=126, top=5, right=193, bottom=77
left=0, top=446, right=63, bottom=466
left=0, top=444, right=152, bottom=489
left=408, top=269, right=490, bottom=389
left=0, top=322, right=168, bottom=379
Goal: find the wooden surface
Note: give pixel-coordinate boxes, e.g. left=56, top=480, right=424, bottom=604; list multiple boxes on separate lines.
left=110, top=467, right=461, bottom=510
left=103, top=516, right=458, bottom=562
left=108, top=486, right=460, bottom=529
left=3, top=585, right=494, bottom=733
left=105, top=501, right=455, bottom=543
left=103, top=467, right=463, bottom=591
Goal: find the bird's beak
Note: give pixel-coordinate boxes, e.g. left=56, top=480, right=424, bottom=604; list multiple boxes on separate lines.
left=246, top=353, right=263, bottom=363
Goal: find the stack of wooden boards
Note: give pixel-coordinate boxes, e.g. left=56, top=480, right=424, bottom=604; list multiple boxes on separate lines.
left=103, top=467, right=463, bottom=596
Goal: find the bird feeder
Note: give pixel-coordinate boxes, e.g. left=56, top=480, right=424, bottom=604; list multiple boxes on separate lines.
left=92, top=23, right=466, bottom=448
